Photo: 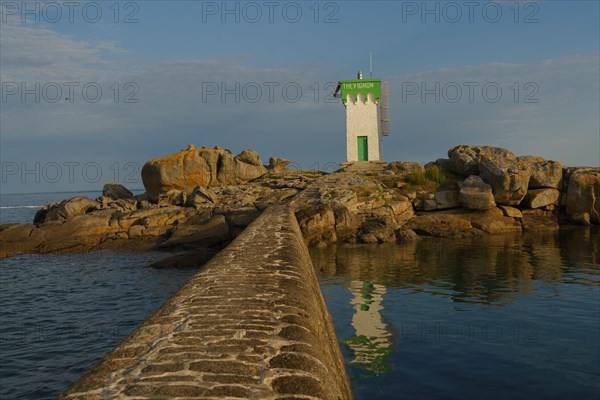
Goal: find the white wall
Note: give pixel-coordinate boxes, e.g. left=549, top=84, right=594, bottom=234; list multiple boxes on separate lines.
left=345, top=92, right=380, bottom=162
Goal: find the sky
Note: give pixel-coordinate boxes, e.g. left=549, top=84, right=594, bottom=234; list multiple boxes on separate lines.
left=0, top=0, right=599, bottom=193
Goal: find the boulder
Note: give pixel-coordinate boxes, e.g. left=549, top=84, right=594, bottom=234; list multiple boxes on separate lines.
left=406, top=213, right=476, bottom=238
left=524, top=188, right=560, bottom=209
left=157, top=190, right=187, bottom=207
left=112, top=198, right=138, bottom=212
left=498, top=205, right=523, bottom=219
left=468, top=208, right=522, bottom=234
left=186, top=186, right=218, bottom=207
left=422, top=199, right=437, bottom=211
left=433, top=158, right=452, bottom=173
left=388, top=200, right=414, bottom=226
left=358, top=218, right=395, bottom=243
left=113, top=205, right=192, bottom=231
left=217, top=149, right=268, bottom=186
left=458, top=176, right=496, bottom=210
left=236, top=149, right=263, bottom=166
left=268, top=157, right=291, bottom=173
left=479, top=156, right=532, bottom=206
left=519, top=156, right=563, bottom=189
left=35, top=212, right=115, bottom=253
left=566, top=168, right=600, bottom=224
left=332, top=205, right=363, bottom=241
left=141, top=146, right=267, bottom=197
left=387, top=161, right=425, bottom=174
left=448, top=145, right=514, bottom=176
left=434, top=190, right=460, bottom=210
left=98, top=195, right=139, bottom=211
left=407, top=209, right=521, bottom=237
left=157, top=215, right=231, bottom=250
left=395, top=228, right=420, bottom=243
left=34, top=197, right=99, bottom=224
left=295, top=206, right=336, bottom=246
left=102, top=182, right=134, bottom=200
left=448, top=145, right=532, bottom=205
left=0, top=224, right=40, bottom=255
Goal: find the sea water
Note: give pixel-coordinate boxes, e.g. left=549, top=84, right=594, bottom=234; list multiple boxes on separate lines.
left=312, top=230, right=600, bottom=400
left=0, top=192, right=196, bottom=399
left=1, top=192, right=599, bottom=399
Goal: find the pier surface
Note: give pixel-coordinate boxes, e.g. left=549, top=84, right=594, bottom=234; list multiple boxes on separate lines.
left=61, top=205, right=351, bottom=400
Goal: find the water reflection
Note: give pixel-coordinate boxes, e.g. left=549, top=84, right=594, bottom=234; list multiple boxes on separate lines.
left=312, top=227, right=600, bottom=399
left=313, top=228, right=599, bottom=306
left=344, top=281, right=392, bottom=375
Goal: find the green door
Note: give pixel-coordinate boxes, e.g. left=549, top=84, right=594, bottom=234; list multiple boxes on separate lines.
left=357, top=136, right=368, bottom=161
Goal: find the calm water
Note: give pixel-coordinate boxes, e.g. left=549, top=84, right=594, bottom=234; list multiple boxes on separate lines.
left=0, top=192, right=196, bottom=399
left=2, top=192, right=599, bottom=399
left=0, top=252, right=196, bottom=399
left=312, top=229, right=600, bottom=400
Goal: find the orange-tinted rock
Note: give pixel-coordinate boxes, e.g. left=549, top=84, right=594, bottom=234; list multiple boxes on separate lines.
left=566, top=168, right=600, bottom=224
left=141, top=146, right=267, bottom=198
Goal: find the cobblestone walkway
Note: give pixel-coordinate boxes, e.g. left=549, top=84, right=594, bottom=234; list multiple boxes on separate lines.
left=60, top=205, right=351, bottom=400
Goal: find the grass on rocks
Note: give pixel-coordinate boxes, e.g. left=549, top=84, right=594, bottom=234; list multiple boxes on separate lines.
left=404, top=165, right=461, bottom=192
left=373, top=165, right=462, bottom=195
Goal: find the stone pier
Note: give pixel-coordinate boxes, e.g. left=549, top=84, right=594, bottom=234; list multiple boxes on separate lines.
left=60, top=205, right=352, bottom=400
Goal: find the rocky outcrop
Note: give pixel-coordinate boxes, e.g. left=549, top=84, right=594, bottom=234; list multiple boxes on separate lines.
left=458, top=176, right=496, bottom=210
left=1, top=167, right=317, bottom=259
left=292, top=173, right=416, bottom=247
left=434, top=190, right=460, bottom=210
left=268, top=157, right=291, bottom=173
left=185, top=186, right=218, bottom=207
left=102, top=182, right=134, bottom=200
left=566, top=168, right=600, bottom=224
left=2, top=145, right=598, bottom=262
left=479, top=154, right=532, bottom=205
left=448, top=145, right=514, bottom=176
left=156, top=214, right=231, bottom=250
left=524, top=188, right=560, bottom=209
left=34, top=197, right=99, bottom=224
left=448, top=145, right=532, bottom=205
left=387, top=161, right=425, bottom=174
left=519, top=156, right=563, bottom=189
left=141, top=145, right=267, bottom=198
left=406, top=208, right=521, bottom=238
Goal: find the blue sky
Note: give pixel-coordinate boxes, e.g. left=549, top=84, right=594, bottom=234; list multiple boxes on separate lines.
left=1, top=0, right=599, bottom=193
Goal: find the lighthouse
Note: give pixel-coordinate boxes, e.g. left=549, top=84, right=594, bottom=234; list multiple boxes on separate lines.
left=334, top=71, right=390, bottom=164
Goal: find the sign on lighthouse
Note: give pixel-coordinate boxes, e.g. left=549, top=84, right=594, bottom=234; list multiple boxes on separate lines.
left=334, top=71, right=390, bottom=163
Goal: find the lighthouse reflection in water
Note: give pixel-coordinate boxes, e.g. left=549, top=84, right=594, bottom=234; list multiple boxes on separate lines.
left=345, top=281, right=393, bottom=375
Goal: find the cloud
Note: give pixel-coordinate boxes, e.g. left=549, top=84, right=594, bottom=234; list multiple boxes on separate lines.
left=0, top=13, right=125, bottom=83
left=1, top=17, right=598, bottom=193
left=383, top=54, right=599, bottom=166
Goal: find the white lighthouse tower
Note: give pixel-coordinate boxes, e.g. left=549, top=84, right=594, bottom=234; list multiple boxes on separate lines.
left=334, top=71, right=390, bottom=165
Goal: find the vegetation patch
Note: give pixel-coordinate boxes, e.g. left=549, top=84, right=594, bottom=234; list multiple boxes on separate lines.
left=403, top=165, right=461, bottom=192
